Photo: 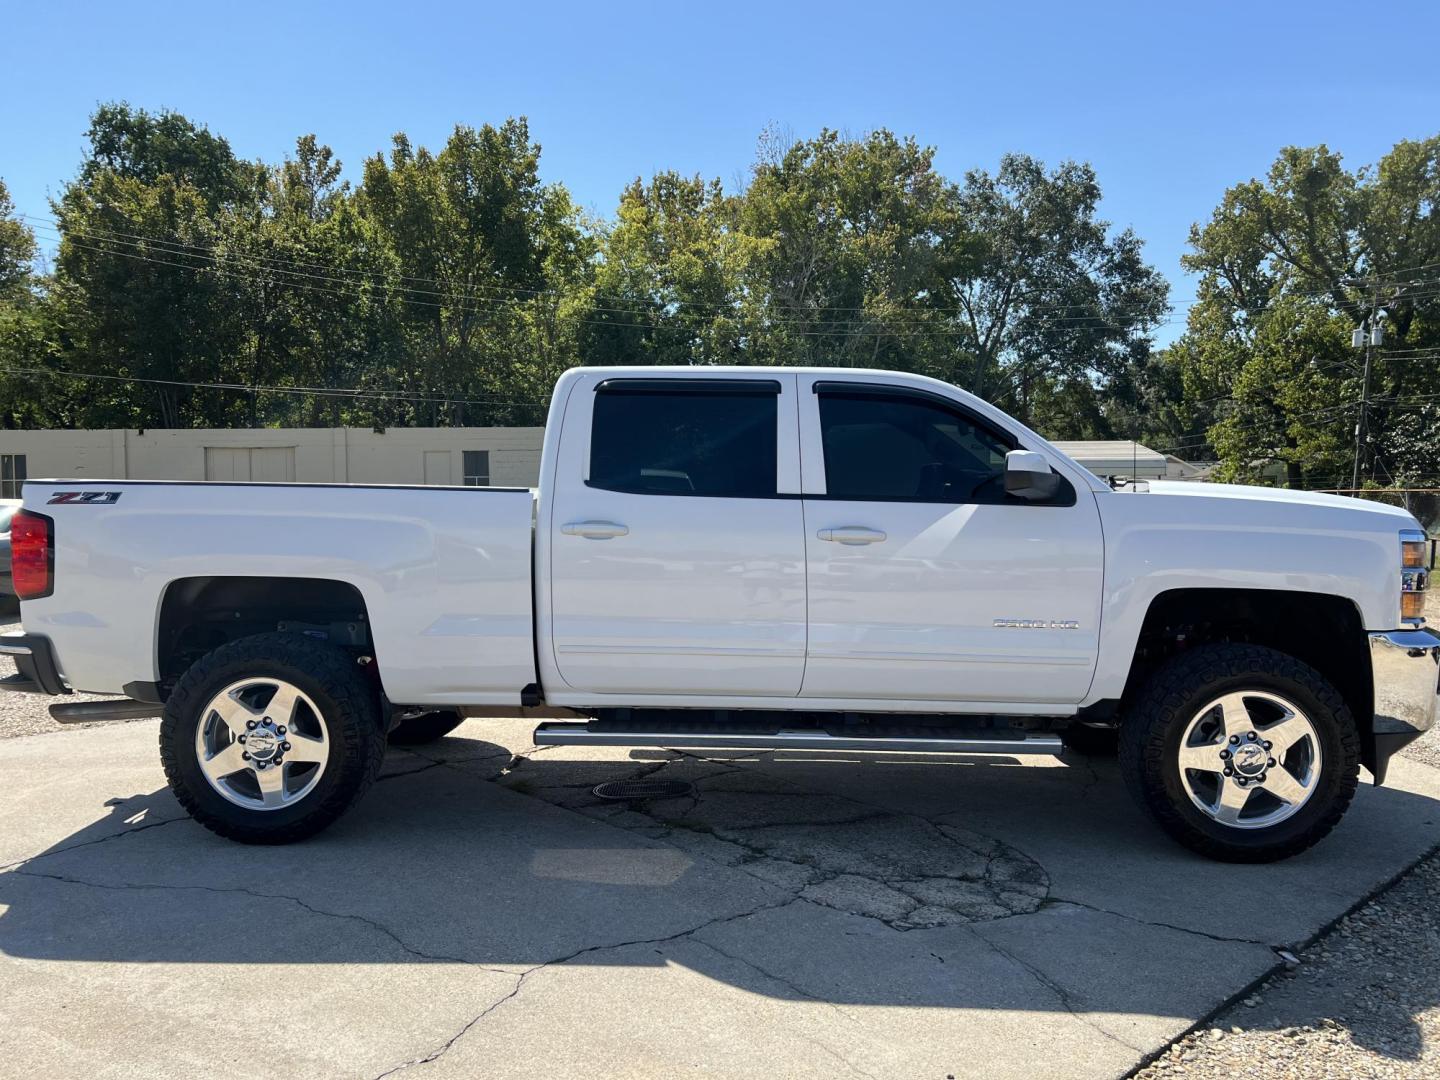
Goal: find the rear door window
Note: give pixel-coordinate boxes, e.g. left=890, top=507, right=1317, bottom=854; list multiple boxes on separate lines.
left=589, top=382, right=780, bottom=498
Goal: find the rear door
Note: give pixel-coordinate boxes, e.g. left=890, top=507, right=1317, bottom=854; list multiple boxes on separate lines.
left=798, top=378, right=1104, bottom=705
left=546, top=374, right=807, bottom=696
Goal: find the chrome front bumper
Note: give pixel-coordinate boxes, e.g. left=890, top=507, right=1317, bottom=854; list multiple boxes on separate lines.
left=1370, top=627, right=1440, bottom=737
left=1368, top=627, right=1439, bottom=783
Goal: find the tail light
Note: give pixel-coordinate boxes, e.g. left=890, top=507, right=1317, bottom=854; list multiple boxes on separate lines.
left=10, top=510, right=54, bottom=600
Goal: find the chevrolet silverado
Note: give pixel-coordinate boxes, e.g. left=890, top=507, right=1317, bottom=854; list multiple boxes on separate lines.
left=3, top=366, right=1436, bottom=861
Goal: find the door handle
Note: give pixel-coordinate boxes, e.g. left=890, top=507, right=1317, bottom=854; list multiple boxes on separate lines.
left=817, top=526, right=887, bottom=546
left=561, top=520, right=629, bottom=539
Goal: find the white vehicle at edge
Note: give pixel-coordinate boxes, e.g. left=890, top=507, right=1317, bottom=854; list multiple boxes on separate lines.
left=3, top=366, right=1436, bottom=861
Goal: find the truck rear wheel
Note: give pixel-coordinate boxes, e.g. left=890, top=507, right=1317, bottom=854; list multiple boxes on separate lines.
left=159, top=633, right=386, bottom=844
left=1118, top=643, right=1360, bottom=862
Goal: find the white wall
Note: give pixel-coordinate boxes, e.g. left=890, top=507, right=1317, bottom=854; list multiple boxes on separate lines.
left=0, top=427, right=546, bottom=487
left=1051, top=441, right=1169, bottom=480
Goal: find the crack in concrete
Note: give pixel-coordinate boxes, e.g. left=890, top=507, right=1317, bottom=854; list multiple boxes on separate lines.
left=9, top=854, right=823, bottom=1080
left=969, top=926, right=1148, bottom=1056
left=0, top=813, right=187, bottom=873
left=1047, top=896, right=1276, bottom=949
left=337, top=742, right=1100, bottom=1071
left=6, top=866, right=517, bottom=972
left=371, top=978, right=526, bottom=1080
left=501, top=751, right=1051, bottom=931
left=375, top=760, right=447, bottom=783
left=369, top=897, right=804, bottom=1079
left=684, top=934, right=881, bottom=1080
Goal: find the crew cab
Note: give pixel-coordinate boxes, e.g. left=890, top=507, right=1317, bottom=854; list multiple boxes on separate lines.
left=4, top=367, right=1436, bottom=861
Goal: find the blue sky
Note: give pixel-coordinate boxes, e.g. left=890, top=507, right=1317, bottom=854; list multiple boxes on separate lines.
left=5, top=0, right=1439, bottom=345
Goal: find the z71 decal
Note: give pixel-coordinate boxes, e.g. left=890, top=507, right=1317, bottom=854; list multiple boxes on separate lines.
left=46, top=491, right=122, bottom=505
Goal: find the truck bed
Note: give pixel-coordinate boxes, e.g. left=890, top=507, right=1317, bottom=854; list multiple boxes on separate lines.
left=20, top=480, right=538, bottom=704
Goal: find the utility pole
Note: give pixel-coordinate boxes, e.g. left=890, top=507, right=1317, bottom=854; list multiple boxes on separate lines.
left=1348, top=283, right=1382, bottom=491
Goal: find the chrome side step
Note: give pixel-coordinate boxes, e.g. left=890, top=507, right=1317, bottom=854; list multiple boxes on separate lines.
left=50, top=699, right=163, bottom=724
left=530, top=722, right=1062, bottom=755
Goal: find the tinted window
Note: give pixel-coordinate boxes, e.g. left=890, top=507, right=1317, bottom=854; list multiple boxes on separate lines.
left=818, top=391, right=1012, bottom=502
left=0, top=454, right=24, bottom=500
left=462, top=450, right=490, bottom=486
left=590, top=386, right=778, bottom=498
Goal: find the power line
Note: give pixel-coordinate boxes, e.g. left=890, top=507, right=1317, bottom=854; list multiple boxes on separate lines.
left=0, top=364, right=550, bottom=411
left=1360, top=258, right=1440, bottom=279
left=20, top=213, right=1186, bottom=332
left=40, top=230, right=1186, bottom=344
left=47, top=224, right=1187, bottom=335
left=1151, top=393, right=1440, bottom=460
left=1149, top=400, right=1365, bottom=456
left=21, top=211, right=1193, bottom=322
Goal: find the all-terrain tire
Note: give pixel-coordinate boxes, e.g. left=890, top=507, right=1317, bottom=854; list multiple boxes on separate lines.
left=1118, top=643, right=1360, bottom=862
left=160, top=632, right=387, bottom=844
left=388, top=710, right=465, bottom=745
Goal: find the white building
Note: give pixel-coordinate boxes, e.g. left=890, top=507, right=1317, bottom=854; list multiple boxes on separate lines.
left=1050, top=441, right=1171, bottom=481
left=0, top=427, right=546, bottom=496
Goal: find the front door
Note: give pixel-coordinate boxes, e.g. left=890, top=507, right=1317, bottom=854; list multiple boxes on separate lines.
left=546, top=374, right=807, bottom=697
left=798, top=379, right=1104, bottom=705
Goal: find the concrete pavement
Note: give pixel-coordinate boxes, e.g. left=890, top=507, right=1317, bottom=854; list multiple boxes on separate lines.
left=1, top=718, right=1438, bottom=1079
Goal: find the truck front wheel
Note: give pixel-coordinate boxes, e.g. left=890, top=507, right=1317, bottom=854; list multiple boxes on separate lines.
left=159, top=633, right=387, bottom=844
left=1118, top=643, right=1360, bottom=862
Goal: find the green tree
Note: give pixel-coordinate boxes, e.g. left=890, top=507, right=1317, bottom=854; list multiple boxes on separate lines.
left=1176, top=137, right=1440, bottom=485
left=355, top=119, right=593, bottom=426
left=222, top=134, right=372, bottom=426
left=0, top=179, right=82, bottom=428
left=737, top=128, right=956, bottom=372
left=940, top=155, right=1169, bottom=434
left=52, top=104, right=262, bottom=427
left=0, top=179, right=37, bottom=296
left=585, top=172, right=752, bottom=367
left=596, top=132, right=1170, bottom=438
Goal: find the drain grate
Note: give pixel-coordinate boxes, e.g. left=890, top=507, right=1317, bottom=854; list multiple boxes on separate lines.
left=592, top=779, right=694, bottom=801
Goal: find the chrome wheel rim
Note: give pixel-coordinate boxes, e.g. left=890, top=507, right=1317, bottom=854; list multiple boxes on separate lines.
left=194, top=678, right=329, bottom=811
left=1177, top=690, right=1322, bottom=830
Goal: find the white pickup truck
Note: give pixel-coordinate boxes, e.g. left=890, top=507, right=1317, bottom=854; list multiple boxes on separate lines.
left=4, top=367, right=1436, bottom=861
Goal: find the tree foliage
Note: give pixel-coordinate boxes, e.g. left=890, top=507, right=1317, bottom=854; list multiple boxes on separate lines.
left=1172, top=137, right=1440, bottom=486
left=3, top=104, right=1172, bottom=440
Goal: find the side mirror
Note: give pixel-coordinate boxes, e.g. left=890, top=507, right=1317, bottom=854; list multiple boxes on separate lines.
left=1004, top=449, right=1061, bottom=501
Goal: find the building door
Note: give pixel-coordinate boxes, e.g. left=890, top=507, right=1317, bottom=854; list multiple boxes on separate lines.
left=423, top=450, right=452, bottom=485
left=204, top=447, right=250, bottom=481
left=204, top=447, right=296, bottom=482
left=249, top=447, right=296, bottom=482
